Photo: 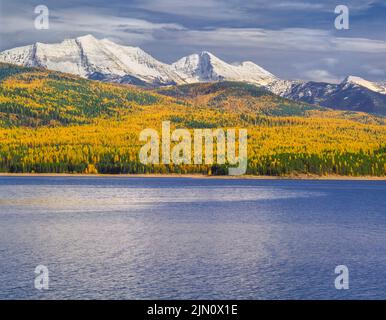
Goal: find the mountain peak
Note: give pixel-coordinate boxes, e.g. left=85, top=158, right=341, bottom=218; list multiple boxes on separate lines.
left=0, top=35, right=185, bottom=85
left=76, top=34, right=98, bottom=41
left=237, top=61, right=261, bottom=68
left=343, top=75, right=386, bottom=94
left=172, top=52, right=275, bottom=85
left=176, top=51, right=215, bottom=63
left=344, top=75, right=366, bottom=84
left=198, top=51, right=215, bottom=58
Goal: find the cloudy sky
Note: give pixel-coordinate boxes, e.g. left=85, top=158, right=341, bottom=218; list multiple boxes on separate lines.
left=1, top=0, right=386, bottom=82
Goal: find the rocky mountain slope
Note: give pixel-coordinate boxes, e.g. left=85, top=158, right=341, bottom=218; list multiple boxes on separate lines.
left=172, top=51, right=275, bottom=85
left=1, top=35, right=385, bottom=115
left=268, top=76, right=386, bottom=115
left=0, top=35, right=274, bottom=87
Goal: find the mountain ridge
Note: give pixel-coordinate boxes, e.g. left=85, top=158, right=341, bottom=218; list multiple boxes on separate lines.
left=268, top=77, right=386, bottom=115
left=171, top=51, right=276, bottom=85
left=0, top=35, right=275, bottom=87
left=1, top=34, right=385, bottom=115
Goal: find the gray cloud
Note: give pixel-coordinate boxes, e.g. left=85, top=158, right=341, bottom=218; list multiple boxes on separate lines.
left=302, top=69, right=340, bottom=83
left=171, top=27, right=386, bottom=54
left=0, top=0, right=385, bottom=82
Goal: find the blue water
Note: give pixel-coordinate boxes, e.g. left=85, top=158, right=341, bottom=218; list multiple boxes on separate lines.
left=0, top=177, right=385, bottom=300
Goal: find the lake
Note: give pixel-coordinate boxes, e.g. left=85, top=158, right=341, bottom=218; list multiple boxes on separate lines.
left=0, top=176, right=385, bottom=299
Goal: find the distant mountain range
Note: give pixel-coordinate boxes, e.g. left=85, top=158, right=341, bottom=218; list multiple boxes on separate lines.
left=1, top=34, right=385, bottom=115
left=267, top=76, right=386, bottom=115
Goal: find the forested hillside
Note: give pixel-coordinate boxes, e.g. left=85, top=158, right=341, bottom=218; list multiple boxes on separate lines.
left=0, top=63, right=385, bottom=176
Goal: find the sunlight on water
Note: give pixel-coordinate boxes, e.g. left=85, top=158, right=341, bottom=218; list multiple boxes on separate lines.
left=0, top=183, right=324, bottom=212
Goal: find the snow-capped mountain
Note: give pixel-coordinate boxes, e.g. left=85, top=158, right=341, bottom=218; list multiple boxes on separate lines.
left=1, top=35, right=385, bottom=115
left=267, top=80, right=338, bottom=105
left=0, top=35, right=186, bottom=85
left=267, top=76, right=386, bottom=115
left=172, top=51, right=276, bottom=85
left=0, top=35, right=275, bottom=86
left=342, top=76, right=386, bottom=95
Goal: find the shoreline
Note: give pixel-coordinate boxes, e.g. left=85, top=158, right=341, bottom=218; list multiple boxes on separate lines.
left=0, top=173, right=385, bottom=180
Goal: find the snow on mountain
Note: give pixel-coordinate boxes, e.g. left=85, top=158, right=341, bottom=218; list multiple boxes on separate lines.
left=342, top=76, right=386, bottom=95
left=266, top=79, right=301, bottom=97
left=0, top=45, right=36, bottom=67
left=172, top=51, right=276, bottom=85
left=0, top=36, right=276, bottom=86
left=266, top=79, right=338, bottom=104
left=0, top=35, right=186, bottom=85
left=269, top=76, right=386, bottom=100
left=267, top=77, right=386, bottom=115
left=1, top=34, right=385, bottom=115
left=0, top=35, right=384, bottom=93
